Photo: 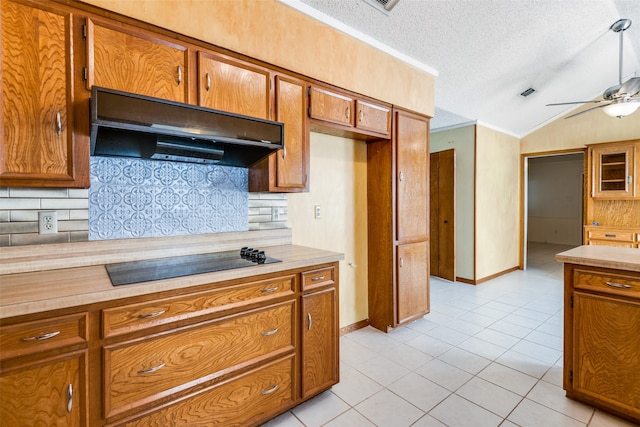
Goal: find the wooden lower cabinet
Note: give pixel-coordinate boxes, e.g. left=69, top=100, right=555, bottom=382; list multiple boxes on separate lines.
left=0, top=351, right=87, bottom=426
left=1, top=263, right=338, bottom=426
left=564, top=264, right=640, bottom=423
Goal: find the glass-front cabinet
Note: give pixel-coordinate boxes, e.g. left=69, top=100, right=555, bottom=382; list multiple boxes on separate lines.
left=591, top=142, right=637, bottom=199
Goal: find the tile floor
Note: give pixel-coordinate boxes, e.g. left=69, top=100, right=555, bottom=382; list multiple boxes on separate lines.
left=262, top=242, right=637, bottom=427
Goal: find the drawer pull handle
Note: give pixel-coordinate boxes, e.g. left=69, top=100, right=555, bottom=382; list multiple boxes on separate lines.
left=359, top=109, right=364, bottom=122
left=56, top=112, right=62, bottom=135
left=138, top=310, right=166, bottom=319
left=137, top=363, right=165, bottom=375
left=177, top=65, right=182, bottom=85
left=205, top=72, right=211, bottom=91
left=307, top=313, right=313, bottom=331
left=67, top=384, right=73, bottom=413
left=261, top=328, right=279, bottom=336
left=605, top=281, right=632, bottom=289
left=345, top=106, right=350, bottom=121
left=21, top=331, right=60, bottom=341
left=605, top=234, right=617, bottom=238
left=261, top=384, right=279, bottom=395
left=261, top=286, right=279, bottom=293
left=311, top=276, right=325, bottom=281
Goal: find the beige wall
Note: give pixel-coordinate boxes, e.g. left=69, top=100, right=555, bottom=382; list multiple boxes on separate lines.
left=475, top=125, right=520, bottom=280
left=430, top=126, right=475, bottom=280
left=80, top=0, right=435, bottom=117
left=521, top=104, right=640, bottom=154
left=287, top=133, right=368, bottom=328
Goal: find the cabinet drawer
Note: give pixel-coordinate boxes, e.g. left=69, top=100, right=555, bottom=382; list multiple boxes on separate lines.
left=574, top=268, right=640, bottom=298
left=0, top=313, right=87, bottom=361
left=121, top=356, right=294, bottom=427
left=309, top=86, right=354, bottom=127
left=301, top=266, right=335, bottom=291
left=355, top=100, right=391, bottom=135
left=588, top=230, right=635, bottom=242
left=102, top=275, right=295, bottom=337
left=104, top=301, right=294, bottom=417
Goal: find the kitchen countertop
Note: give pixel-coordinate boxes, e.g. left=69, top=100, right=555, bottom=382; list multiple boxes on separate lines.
left=555, top=245, right=640, bottom=272
left=0, top=229, right=344, bottom=319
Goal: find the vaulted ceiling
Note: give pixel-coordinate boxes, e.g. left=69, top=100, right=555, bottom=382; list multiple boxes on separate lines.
left=287, top=0, right=640, bottom=137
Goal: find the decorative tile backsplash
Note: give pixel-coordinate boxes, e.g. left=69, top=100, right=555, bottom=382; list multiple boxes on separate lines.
left=89, top=157, right=248, bottom=240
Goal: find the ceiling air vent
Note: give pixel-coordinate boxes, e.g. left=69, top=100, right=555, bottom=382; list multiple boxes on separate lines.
left=362, top=0, right=400, bottom=14
left=520, top=87, right=536, bottom=97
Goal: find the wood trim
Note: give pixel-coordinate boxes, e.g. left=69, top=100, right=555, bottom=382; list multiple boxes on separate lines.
left=473, top=125, right=477, bottom=281
left=456, top=266, right=520, bottom=285
left=339, top=319, right=369, bottom=336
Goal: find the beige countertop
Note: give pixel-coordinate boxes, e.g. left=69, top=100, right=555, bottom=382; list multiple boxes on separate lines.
left=0, top=230, right=344, bottom=319
left=556, top=245, right=640, bottom=272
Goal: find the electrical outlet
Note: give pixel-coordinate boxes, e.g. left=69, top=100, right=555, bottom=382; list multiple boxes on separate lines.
left=271, top=207, right=287, bottom=221
left=314, top=205, right=321, bottom=219
left=38, top=211, right=58, bottom=234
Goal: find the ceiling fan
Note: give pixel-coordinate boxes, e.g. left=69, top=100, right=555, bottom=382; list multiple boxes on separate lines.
left=547, top=18, right=640, bottom=119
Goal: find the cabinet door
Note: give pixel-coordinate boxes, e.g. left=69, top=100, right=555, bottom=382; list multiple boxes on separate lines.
left=1, top=0, right=85, bottom=186
left=86, top=18, right=188, bottom=102
left=572, top=292, right=640, bottom=419
left=396, top=110, right=429, bottom=241
left=301, top=287, right=338, bottom=399
left=397, top=242, right=429, bottom=324
left=250, top=75, right=309, bottom=192
left=355, top=100, right=391, bottom=136
left=197, top=51, right=271, bottom=119
left=308, top=86, right=354, bottom=127
left=0, top=351, right=86, bottom=426
left=592, top=143, right=636, bottom=199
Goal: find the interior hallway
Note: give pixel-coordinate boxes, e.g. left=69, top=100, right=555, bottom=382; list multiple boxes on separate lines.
left=262, top=243, right=636, bottom=427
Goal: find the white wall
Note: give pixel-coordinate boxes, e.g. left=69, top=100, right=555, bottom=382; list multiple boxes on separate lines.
left=527, top=154, right=583, bottom=245
left=287, top=133, right=368, bottom=328
left=430, top=126, right=475, bottom=281
left=475, top=126, right=520, bottom=280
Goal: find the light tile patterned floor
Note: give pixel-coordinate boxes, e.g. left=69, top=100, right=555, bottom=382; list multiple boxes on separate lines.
left=261, top=243, right=637, bottom=427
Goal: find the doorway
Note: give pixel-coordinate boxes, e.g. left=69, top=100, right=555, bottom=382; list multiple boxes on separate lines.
left=430, top=149, right=456, bottom=281
left=523, top=151, right=584, bottom=269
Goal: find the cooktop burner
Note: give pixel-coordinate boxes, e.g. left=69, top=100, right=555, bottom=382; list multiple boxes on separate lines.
left=106, top=247, right=281, bottom=286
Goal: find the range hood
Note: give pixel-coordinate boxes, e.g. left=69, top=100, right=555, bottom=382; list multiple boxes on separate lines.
left=90, top=86, right=283, bottom=168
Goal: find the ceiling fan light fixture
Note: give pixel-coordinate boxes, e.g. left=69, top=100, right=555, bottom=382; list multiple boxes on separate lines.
left=602, top=100, right=639, bottom=118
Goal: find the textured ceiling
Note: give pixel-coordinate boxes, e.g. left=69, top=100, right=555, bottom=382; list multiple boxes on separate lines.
left=290, top=0, right=640, bottom=137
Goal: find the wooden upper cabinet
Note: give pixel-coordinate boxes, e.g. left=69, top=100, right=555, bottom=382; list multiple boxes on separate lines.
left=85, top=18, right=188, bottom=103
left=250, top=74, right=309, bottom=192
left=308, top=86, right=354, bottom=127
left=197, top=51, right=271, bottom=120
left=355, top=100, right=391, bottom=136
left=1, top=0, right=88, bottom=187
left=396, top=110, right=430, bottom=241
left=591, top=142, right=638, bottom=199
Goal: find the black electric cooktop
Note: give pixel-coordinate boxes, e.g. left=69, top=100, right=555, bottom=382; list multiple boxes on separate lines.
left=106, top=247, right=281, bottom=286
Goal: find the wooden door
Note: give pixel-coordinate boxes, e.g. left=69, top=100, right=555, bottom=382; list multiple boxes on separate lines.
left=1, top=0, right=81, bottom=185
left=430, top=149, right=456, bottom=281
left=301, top=287, right=338, bottom=399
left=86, top=18, right=188, bottom=102
left=197, top=51, right=271, bottom=119
left=397, top=241, right=429, bottom=324
left=396, top=111, right=429, bottom=241
left=0, top=353, right=85, bottom=426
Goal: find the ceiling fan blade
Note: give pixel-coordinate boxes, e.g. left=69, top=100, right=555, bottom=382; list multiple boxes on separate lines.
left=619, top=77, right=640, bottom=96
left=546, top=100, right=606, bottom=106
left=564, top=103, right=610, bottom=119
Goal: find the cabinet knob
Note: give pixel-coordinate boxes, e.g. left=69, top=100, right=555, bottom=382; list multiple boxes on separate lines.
left=399, top=171, right=404, bottom=182
left=261, top=384, right=279, bottom=395
left=359, top=109, right=363, bottom=123
left=21, top=331, right=60, bottom=341
left=56, top=112, right=62, bottom=135
left=399, top=257, right=404, bottom=267
left=205, top=73, right=211, bottom=91
left=345, top=106, right=350, bottom=121
left=137, top=363, right=166, bottom=375
left=67, top=384, right=73, bottom=413
left=177, top=65, right=182, bottom=85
